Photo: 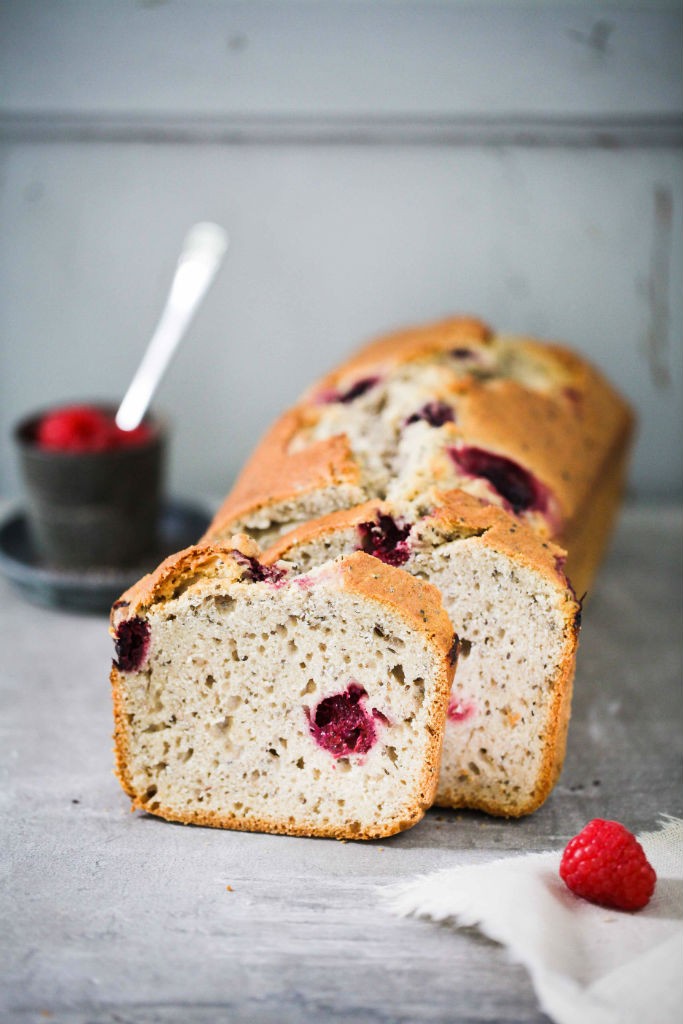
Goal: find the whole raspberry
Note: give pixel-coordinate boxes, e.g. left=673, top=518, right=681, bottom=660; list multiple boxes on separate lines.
left=36, top=404, right=152, bottom=451
left=37, top=405, right=113, bottom=452
left=560, top=819, right=656, bottom=911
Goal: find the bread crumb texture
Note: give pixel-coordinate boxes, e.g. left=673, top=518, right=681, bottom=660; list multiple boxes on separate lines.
left=263, top=491, right=579, bottom=817
left=111, top=551, right=454, bottom=839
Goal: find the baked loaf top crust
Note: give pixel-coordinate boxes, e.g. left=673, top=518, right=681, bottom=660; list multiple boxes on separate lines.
left=111, top=535, right=454, bottom=654
left=264, top=488, right=571, bottom=591
left=110, top=539, right=457, bottom=839
left=206, top=317, right=633, bottom=569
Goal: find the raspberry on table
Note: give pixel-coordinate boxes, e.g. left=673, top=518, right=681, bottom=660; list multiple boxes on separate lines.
left=559, top=819, right=657, bottom=912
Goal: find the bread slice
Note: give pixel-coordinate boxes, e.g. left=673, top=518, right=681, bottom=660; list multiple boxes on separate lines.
left=110, top=539, right=456, bottom=839
left=206, top=317, right=633, bottom=595
left=265, top=491, right=581, bottom=817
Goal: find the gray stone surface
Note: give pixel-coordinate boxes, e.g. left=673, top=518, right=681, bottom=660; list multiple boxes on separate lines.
left=1, top=503, right=682, bottom=1024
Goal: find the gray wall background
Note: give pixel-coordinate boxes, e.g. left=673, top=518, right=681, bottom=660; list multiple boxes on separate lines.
left=1, top=0, right=682, bottom=506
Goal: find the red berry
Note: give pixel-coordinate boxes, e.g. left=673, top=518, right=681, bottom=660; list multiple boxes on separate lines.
left=37, top=406, right=113, bottom=452
left=560, top=819, right=656, bottom=911
left=449, top=445, right=547, bottom=515
left=308, top=684, right=379, bottom=758
left=114, top=617, right=151, bottom=672
left=36, top=405, right=152, bottom=452
left=113, top=422, right=152, bottom=447
left=358, top=514, right=411, bottom=567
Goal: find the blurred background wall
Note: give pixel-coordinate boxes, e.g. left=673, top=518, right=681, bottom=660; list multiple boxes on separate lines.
left=1, top=0, right=681, bottom=506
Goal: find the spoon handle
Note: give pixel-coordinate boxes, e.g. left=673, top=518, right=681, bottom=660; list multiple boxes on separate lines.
left=116, top=222, right=228, bottom=431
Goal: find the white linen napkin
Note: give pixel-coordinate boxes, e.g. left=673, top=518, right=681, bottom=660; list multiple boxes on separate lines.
left=385, top=816, right=683, bottom=1024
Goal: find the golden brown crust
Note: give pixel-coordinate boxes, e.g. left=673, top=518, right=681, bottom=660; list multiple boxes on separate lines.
left=558, top=420, right=635, bottom=597
left=206, top=409, right=360, bottom=541
left=110, top=541, right=245, bottom=631
left=309, top=315, right=492, bottom=394
left=334, top=550, right=456, bottom=666
left=423, top=490, right=570, bottom=585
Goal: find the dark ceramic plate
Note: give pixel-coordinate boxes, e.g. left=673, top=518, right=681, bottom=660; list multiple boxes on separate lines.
left=0, top=501, right=211, bottom=614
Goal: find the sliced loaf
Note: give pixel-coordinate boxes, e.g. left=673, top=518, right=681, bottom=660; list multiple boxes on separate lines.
left=265, top=491, right=581, bottom=817
left=110, top=539, right=456, bottom=839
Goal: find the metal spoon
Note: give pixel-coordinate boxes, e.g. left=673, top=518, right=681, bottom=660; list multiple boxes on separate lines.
left=115, top=222, right=229, bottom=432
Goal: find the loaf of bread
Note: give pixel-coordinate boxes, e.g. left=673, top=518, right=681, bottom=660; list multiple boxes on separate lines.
left=206, top=316, right=633, bottom=597
left=110, top=537, right=456, bottom=839
left=264, top=490, right=580, bottom=817
left=111, top=315, right=628, bottom=831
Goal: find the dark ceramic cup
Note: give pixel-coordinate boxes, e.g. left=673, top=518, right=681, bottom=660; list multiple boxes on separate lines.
left=15, top=406, right=166, bottom=570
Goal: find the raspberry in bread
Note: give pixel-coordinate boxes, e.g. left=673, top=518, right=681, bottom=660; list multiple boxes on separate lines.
left=206, top=316, right=633, bottom=596
left=110, top=538, right=456, bottom=839
left=264, top=491, right=581, bottom=817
